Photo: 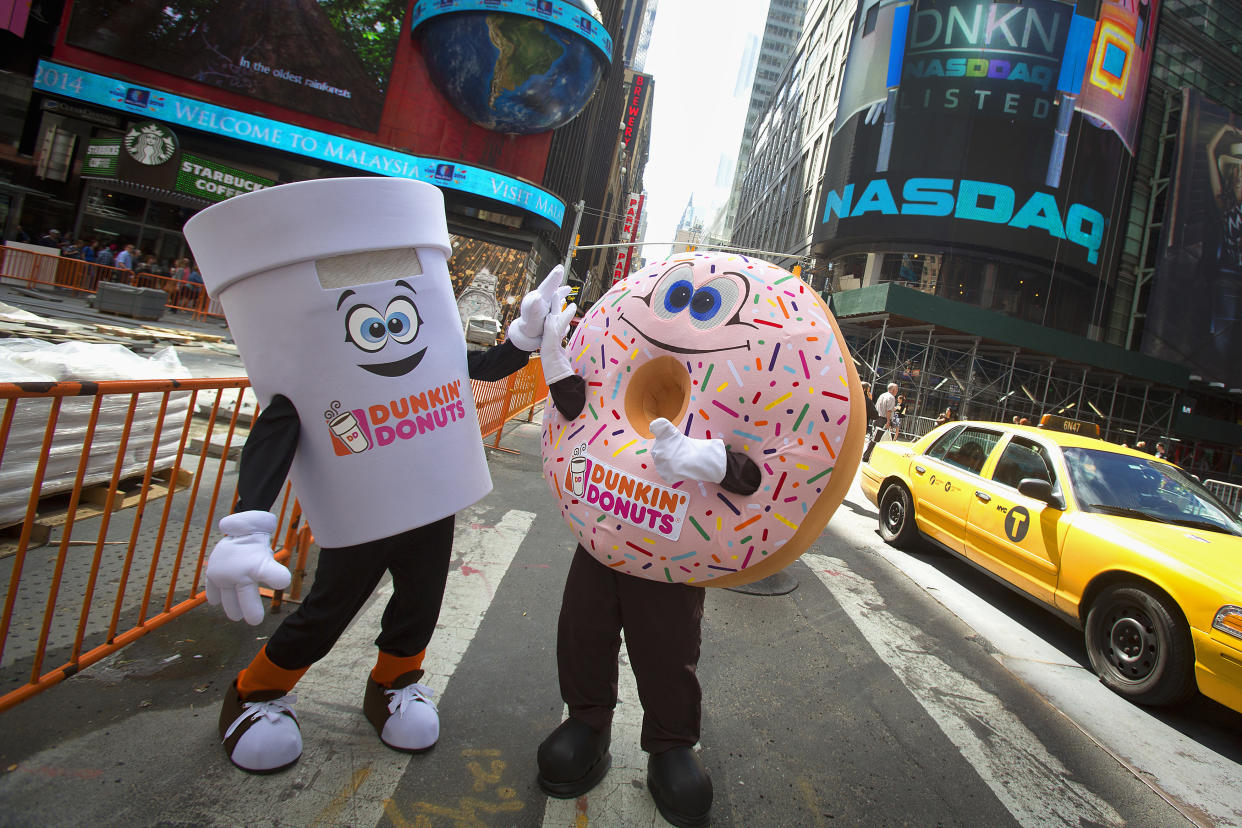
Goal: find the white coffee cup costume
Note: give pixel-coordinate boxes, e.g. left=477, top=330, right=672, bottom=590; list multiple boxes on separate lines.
left=185, top=177, right=490, bottom=547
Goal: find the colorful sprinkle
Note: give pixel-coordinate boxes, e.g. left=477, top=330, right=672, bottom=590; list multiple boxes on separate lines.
left=764, top=392, right=792, bottom=411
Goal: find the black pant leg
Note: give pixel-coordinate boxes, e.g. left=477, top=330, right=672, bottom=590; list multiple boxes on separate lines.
left=557, top=545, right=624, bottom=733
left=264, top=538, right=391, bottom=670
left=376, top=516, right=456, bottom=657
left=618, top=574, right=705, bottom=754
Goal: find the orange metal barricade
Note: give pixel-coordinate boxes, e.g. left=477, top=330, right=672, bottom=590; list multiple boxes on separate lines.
left=0, top=245, right=219, bottom=320
left=0, top=361, right=547, bottom=712
left=473, top=355, right=550, bottom=451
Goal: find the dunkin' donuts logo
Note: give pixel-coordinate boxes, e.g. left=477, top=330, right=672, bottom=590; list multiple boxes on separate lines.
left=567, top=447, right=689, bottom=540
left=325, top=380, right=467, bottom=456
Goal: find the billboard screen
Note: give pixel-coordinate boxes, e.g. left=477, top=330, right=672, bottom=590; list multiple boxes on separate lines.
left=1141, top=89, right=1242, bottom=390
left=64, top=0, right=405, bottom=131
left=815, top=0, right=1158, bottom=277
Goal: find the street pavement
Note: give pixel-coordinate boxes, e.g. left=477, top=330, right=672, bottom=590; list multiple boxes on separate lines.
left=0, top=285, right=1238, bottom=827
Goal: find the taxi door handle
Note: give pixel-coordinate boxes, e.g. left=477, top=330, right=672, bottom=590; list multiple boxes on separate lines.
left=914, top=465, right=926, bottom=475
left=975, top=491, right=991, bottom=503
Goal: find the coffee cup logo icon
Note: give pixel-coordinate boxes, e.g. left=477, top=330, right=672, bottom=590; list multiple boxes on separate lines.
left=330, top=410, right=370, bottom=453
left=568, top=455, right=587, bottom=497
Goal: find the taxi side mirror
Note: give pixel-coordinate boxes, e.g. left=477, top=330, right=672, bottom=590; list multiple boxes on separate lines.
left=1018, top=478, right=1061, bottom=509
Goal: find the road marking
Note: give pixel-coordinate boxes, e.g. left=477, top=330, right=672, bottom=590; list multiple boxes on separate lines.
left=871, top=540, right=1242, bottom=828
left=804, top=552, right=1126, bottom=828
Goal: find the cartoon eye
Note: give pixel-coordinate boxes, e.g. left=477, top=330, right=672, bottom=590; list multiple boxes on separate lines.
left=651, top=265, right=695, bottom=320
left=385, top=297, right=420, bottom=344
left=346, top=304, right=389, bottom=352
left=688, top=278, right=742, bottom=329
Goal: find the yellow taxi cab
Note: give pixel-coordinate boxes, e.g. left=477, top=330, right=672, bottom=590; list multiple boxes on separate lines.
left=860, top=414, right=1242, bottom=715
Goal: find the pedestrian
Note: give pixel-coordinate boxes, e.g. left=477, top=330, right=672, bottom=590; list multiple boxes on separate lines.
left=114, top=244, right=135, bottom=283
left=893, top=394, right=908, bottom=439
left=96, top=243, right=116, bottom=269
left=861, top=381, right=879, bottom=424
left=935, top=407, right=955, bottom=427
left=863, top=382, right=898, bottom=461
left=60, top=235, right=83, bottom=259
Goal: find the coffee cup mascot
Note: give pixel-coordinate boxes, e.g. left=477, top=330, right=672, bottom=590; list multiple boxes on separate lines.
left=184, top=177, right=568, bottom=774
left=536, top=252, right=865, bottom=826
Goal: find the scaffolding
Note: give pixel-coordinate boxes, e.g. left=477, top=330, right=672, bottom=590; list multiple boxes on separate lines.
left=833, top=317, right=1240, bottom=483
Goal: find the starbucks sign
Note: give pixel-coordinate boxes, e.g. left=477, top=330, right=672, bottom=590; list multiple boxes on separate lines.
left=124, top=121, right=177, bottom=166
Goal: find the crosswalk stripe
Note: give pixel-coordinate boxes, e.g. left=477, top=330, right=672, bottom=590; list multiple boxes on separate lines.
left=208, top=506, right=536, bottom=827
left=803, top=553, right=1125, bottom=828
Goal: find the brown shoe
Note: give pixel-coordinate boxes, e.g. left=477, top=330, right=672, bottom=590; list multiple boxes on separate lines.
left=363, top=670, right=439, bottom=752
left=218, top=680, right=302, bottom=773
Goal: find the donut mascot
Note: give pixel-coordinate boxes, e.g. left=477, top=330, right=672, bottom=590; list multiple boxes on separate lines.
left=183, top=177, right=568, bottom=773
left=535, top=252, right=865, bottom=826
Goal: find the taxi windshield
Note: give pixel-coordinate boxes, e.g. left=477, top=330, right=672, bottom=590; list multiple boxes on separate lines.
left=1063, top=448, right=1242, bottom=536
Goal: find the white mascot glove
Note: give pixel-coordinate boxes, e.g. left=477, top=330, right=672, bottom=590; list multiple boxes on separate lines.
left=206, top=510, right=290, bottom=625
left=540, top=299, right=578, bottom=386
left=507, top=265, right=570, bottom=351
left=649, top=417, right=727, bottom=485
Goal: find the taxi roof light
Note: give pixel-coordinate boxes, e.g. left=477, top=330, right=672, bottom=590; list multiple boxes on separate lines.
left=1213, top=606, right=1242, bottom=641
left=1038, top=414, right=1101, bottom=438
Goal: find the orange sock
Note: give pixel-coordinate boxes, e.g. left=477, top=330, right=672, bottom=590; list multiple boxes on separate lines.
left=371, top=650, right=426, bottom=687
left=236, top=646, right=309, bottom=698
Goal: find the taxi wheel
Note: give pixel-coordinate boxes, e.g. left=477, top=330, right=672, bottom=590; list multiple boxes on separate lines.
left=1084, top=583, right=1195, bottom=707
left=878, top=483, right=918, bottom=548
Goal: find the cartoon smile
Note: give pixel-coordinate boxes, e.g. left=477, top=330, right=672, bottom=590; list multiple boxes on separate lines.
left=620, top=313, right=752, bottom=355
left=358, top=347, right=427, bottom=377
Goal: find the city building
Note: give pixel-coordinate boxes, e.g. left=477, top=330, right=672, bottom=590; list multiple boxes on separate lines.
left=721, top=0, right=808, bottom=239
left=727, top=0, right=1242, bottom=484
left=1, top=0, right=651, bottom=331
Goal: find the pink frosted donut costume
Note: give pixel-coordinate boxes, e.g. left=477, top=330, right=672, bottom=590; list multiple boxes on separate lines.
left=541, top=252, right=865, bottom=587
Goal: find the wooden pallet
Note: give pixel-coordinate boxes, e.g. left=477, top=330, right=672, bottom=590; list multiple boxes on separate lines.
left=0, top=466, right=195, bottom=556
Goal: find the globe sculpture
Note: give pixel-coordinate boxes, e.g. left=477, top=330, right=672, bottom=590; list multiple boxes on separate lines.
left=411, top=0, right=612, bottom=135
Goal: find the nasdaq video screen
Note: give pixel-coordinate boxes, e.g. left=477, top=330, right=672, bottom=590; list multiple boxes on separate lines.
left=815, top=0, right=1158, bottom=278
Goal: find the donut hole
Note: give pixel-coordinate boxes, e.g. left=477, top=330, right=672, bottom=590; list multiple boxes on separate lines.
left=624, top=356, right=691, bottom=438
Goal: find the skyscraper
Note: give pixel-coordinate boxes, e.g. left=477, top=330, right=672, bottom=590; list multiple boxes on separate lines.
left=722, top=0, right=808, bottom=238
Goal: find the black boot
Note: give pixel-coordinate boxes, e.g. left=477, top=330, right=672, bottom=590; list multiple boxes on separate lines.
left=647, top=746, right=712, bottom=827
left=537, top=718, right=612, bottom=798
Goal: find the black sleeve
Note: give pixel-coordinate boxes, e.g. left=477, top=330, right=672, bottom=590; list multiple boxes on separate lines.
left=721, top=451, right=761, bottom=495
left=235, top=394, right=301, bottom=513
left=467, top=340, right=531, bottom=382
left=548, top=374, right=586, bottom=419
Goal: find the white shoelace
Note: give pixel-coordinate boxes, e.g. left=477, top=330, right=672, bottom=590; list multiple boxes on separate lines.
left=223, top=693, right=298, bottom=741
left=387, top=683, right=436, bottom=718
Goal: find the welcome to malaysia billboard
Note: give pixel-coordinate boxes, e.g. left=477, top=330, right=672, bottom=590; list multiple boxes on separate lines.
left=1142, top=89, right=1242, bottom=390
left=814, top=0, right=1158, bottom=277
left=64, top=0, right=405, bottom=131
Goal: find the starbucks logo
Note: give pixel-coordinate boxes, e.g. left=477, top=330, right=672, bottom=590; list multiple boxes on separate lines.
left=124, top=122, right=177, bottom=166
